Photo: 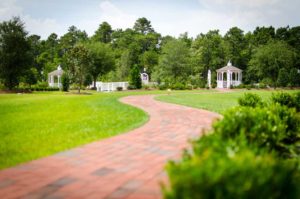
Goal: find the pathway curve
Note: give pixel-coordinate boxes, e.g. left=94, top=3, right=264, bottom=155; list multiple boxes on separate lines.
left=0, top=95, right=220, bottom=199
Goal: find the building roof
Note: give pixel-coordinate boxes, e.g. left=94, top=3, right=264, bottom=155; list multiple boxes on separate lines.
left=48, top=65, right=64, bottom=76
left=216, top=61, right=242, bottom=72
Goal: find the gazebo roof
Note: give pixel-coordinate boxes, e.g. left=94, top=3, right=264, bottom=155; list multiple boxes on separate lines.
left=216, top=61, right=242, bottom=72
left=48, top=65, right=64, bottom=76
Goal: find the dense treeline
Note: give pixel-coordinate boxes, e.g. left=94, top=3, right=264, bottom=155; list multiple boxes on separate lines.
left=1, top=17, right=300, bottom=90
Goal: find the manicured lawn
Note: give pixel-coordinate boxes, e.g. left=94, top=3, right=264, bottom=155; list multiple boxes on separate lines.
left=156, top=89, right=300, bottom=114
left=0, top=89, right=212, bottom=169
left=0, top=91, right=150, bottom=169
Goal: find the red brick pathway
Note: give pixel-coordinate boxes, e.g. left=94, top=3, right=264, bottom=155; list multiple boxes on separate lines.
left=0, top=95, right=220, bottom=199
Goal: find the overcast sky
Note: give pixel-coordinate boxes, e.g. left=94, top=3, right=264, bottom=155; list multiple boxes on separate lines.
left=0, top=0, right=299, bottom=39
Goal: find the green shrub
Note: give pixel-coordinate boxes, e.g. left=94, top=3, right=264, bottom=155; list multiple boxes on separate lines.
left=271, top=92, right=297, bottom=109
left=158, top=84, right=167, bottom=90
left=127, top=85, right=136, bottom=90
left=259, top=83, right=267, bottom=89
left=238, top=93, right=263, bottom=108
left=214, top=105, right=299, bottom=157
left=171, top=82, right=185, bottom=90
left=294, top=92, right=300, bottom=111
left=61, top=73, right=70, bottom=92
left=245, top=85, right=251, bottom=90
left=186, top=84, right=193, bottom=90
left=164, top=135, right=300, bottom=199
left=116, top=86, right=123, bottom=91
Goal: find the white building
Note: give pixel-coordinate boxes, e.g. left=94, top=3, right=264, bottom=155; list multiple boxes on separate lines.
left=216, top=61, right=242, bottom=88
left=48, top=65, right=64, bottom=88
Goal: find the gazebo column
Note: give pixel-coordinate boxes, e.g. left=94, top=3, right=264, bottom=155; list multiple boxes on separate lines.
left=51, top=75, right=54, bottom=87
left=227, top=70, right=230, bottom=88
left=58, top=75, right=61, bottom=88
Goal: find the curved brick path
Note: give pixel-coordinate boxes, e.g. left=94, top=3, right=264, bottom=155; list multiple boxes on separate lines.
left=0, top=95, right=220, bottom=199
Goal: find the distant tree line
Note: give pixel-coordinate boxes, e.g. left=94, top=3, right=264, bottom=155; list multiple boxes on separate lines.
left=1, top=17, right=300, bottom=90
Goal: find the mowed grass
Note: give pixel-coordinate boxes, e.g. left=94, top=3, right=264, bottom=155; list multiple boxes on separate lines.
left=0, top=89, right=213, bottom=169
left=0, top=91, right=151, bottom=169
left=156, top=89, right=300, bottom=114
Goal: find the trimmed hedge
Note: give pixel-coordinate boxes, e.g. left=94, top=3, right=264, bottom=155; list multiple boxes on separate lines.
left=164, top=92, right=300, bottom=199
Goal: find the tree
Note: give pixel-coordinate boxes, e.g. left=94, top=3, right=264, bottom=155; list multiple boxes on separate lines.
left=85, top=42, right=115, bottom=88
left=140, top=50, right=158, bottom=77
left=224, top=27, right=247, bottom=70
left=65, top=44, right=91, bottom=93
left=191, top=30, right=226, bottom=80
left=60, top=26, right=88, bottom=53
left=289, top=68, right=300, bottom=87
left=0, top=17, right=32, bottom=89
left=92, top=22, right=113, bottom=43
left=277, top=68, right=289, bottom=87
left=157, top=39, right=191, bottom=83
left=129, top=64, right=142, bottom=89
left=23, top=68, right=38, bottom=87
left=133, top=17, right=154, bottom=34
left=61, top=73, right=70, bottom=92
left=248, top=41, right=295, bottom=86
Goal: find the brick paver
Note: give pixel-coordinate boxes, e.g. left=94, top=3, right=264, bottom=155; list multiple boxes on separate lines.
left=0, top=95, right=220, bottom=199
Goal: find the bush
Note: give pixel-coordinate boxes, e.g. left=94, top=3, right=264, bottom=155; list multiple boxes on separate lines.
left=245, top=85, right=251, bottom=90
left=158, top=84, right=167, bottom=90
left=164, top=136, right=300, bottom=199
left=271, top=92, right=297, bottom=109
left=164, top=100, right=300, bottom=199
left=214, top=105, right=299, bottom=157
left=116, top=86, right=123, bottom=91
left=61, top=73, right=70, bottom=92
left=258, top=83, right=267, bottom=89
left=294, top=92, right=300, bottom=111
left=127, top=85, right=136, bottom=90
left=238, top=93, right=263, bottom=108
left=171, top=82, right=185, bottom=90
left=129, top=64, right=142, bottom=89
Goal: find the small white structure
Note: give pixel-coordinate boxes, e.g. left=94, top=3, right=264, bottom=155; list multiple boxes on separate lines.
left=216, top=61, right=242, bottom=88
left=140, top=68, right=149, bottom=85
left=48, top=65, right=64, bottom=88
left=207, top=69, right=211, bottom=88
left=92, top=82, right=129, bottom=92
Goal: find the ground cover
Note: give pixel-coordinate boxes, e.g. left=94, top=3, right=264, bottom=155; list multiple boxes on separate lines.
left=0, top=89, right=213, bottom=169
left=156, top=89, right=300, bottom=113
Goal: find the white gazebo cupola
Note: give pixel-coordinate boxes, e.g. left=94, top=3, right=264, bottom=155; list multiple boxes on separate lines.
left=216, top=61, right=242, bottom=88
left=48, top=65, right=64, bottom=88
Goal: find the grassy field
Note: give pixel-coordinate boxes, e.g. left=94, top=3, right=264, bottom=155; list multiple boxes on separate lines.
left=0, top=89, right=213, bottom=169
left=157, top=89, right=300, bottom=114
left=0, top=91, right=150, bottom=169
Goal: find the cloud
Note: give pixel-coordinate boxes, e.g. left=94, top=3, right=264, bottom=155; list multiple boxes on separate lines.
left=98, top=1, right=137, bottom=30
left=0, top=0, right=63, bottom=38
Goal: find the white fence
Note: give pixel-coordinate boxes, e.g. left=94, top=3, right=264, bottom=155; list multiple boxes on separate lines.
left=91, top=82, right=129, bottom=92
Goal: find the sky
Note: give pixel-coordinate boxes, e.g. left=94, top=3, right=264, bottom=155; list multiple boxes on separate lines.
left=0, top=0, right=299, bottom=39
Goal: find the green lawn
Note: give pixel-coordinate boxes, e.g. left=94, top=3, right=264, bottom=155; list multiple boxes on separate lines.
left=156, top=89, right=300, bottom=114
left=0, top=89, right=212, bottom=169
left=0, top=91, right=150, bottom=169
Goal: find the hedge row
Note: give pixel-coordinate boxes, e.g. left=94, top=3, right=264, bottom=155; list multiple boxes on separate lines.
left=164, top=92, right=300, bottom=199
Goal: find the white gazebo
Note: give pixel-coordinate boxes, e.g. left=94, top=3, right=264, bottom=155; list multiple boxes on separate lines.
left=48, top=65, right=64, bottom=88
left=216, top=61, right=242, bottom=88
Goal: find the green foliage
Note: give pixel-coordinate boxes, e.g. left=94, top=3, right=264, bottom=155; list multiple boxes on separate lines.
left=61, top=73, right=70, bottom=92
left=214, top=105, right=299, bottom=157
left=157, top=39, right=191, bottom=83
left=92, top=22, right=112, bottom=43
left=248, top=40, right=295, bottom=86
left=289, top=68, right=300, bottom=87
left=238, top=93, right=263, bottom=107
left=277, top=68, right=290, bottom=87
left=164, top=93, right=300, bottom=199
left=116, top=86, right=123, bottom=91
left=164, top=137, right=300, bottom=199
left=85, top=42, right=115, bottom=88
left=129, top=64, right=142, bottom=89
left=65, top=44, right=91, bottom=93
left=0, top=17, right=32, bottom=89
left=133, top=17, right=154, bottom=34
left=271, top=92, right=297, bottom=109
